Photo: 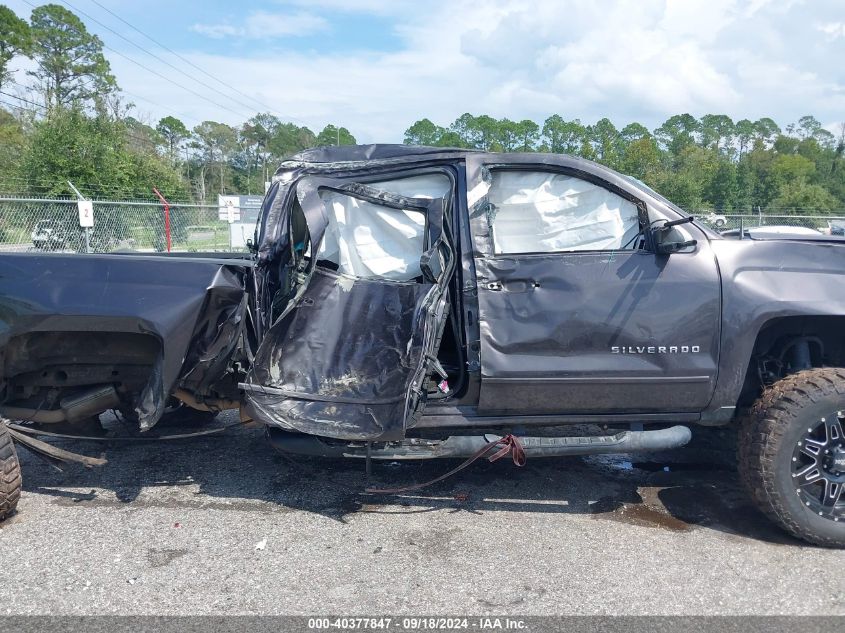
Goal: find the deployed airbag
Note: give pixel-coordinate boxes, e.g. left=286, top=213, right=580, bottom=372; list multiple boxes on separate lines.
left=488, top=171, right=640, bottom=253
left=317, top=174, right=451, bottom=280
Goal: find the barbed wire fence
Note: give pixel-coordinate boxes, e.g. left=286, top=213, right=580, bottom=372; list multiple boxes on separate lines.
left=0, top=197, right=253, bottom=253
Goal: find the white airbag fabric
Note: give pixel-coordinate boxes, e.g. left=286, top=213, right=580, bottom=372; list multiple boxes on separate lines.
left=488, top=171, right=640, bottom=253
left=318, top=174, right=451, bottom=281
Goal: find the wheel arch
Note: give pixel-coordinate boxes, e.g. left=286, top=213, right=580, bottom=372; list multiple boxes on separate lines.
left=0, top=328, right=164, bottom=419
left=736, top=315, right=845, bottom=410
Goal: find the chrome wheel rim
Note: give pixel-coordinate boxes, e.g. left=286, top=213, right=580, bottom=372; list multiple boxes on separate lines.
left=792, top=411, right=845, bottom=521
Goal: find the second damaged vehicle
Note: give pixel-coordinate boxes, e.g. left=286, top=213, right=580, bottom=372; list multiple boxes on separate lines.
left=4, top=145, right=845, bottom=546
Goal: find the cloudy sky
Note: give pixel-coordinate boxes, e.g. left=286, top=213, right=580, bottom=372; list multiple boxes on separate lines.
left=4, top=0, right=845, bottom=141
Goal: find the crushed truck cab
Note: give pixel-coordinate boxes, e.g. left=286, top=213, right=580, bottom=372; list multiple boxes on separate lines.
left=4, top=144, right=845, bottom=546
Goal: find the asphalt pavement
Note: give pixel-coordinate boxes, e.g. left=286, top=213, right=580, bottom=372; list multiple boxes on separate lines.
left=1, top=413, right=844, bottom=616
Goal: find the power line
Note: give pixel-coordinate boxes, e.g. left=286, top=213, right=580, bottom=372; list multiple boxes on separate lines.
left=20, top=0, right=251, bottom=122
left=119, top=89, right=199, bottom=127
left=0, top=98, right=31, bottom=112
left=98, top=42, right=255, bottom=122
left=0, top=89, right=43, bottom=110
left=61, top=0, right=262, bottom=120
left=87, top=0, right=309, bottom=126
left=0, top=89, right=163, bottom=149
left=0, top=176, right=198, bottom=199
left=6, top=78, right=198, bottom=132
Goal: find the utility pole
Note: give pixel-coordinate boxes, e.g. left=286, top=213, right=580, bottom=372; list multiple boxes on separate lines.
left=337, top=125, right=340, bottom=146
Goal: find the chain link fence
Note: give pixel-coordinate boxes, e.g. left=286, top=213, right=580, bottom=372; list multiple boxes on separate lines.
left=3, top=198, right=845, bottom=254
left=0, top=197, right=254, bottom=253
left=694, top=210, right=845, bottom=235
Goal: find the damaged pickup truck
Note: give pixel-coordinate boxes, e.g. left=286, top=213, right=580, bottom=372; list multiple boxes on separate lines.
left=3, top=144, right=845, bottom=546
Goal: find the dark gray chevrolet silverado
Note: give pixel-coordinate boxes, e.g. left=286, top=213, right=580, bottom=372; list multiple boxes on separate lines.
left=3, top=145, right=845, bottom=546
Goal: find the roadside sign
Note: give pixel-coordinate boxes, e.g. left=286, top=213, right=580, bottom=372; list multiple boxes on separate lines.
left=77, top=200, right=94, bottom=228
left=218, top=194, right=263, bottom=223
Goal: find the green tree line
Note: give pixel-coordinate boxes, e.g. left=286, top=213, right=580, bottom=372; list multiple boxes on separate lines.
left=404, top=114, right=845, bottom=213
left=0, top=4, right=356, bottom=202
left=1, top=3, right=843, bottom=215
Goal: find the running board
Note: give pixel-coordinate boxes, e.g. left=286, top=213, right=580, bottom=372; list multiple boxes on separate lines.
left=266, top=425, right=692, bottom=460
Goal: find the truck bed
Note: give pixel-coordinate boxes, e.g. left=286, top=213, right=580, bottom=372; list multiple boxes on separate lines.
left=0, top=253, right=252, bottom=430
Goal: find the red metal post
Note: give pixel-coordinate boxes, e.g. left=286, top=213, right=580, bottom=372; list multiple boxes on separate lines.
left=152, top=188, right=171, bottom=252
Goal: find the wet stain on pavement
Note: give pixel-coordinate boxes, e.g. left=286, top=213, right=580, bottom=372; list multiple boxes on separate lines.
left=595, top=499, right=693, bottom=532
left=591, top=492, right=693, bottom=532
left=147, top=548, right=189, bottom=568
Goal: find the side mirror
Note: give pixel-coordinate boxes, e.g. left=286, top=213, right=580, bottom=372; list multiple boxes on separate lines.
left=649, top=216, right=698, bottom=255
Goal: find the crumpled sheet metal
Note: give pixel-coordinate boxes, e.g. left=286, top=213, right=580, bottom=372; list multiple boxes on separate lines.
left=246, top=268, right=433, bottom=441
left=178, top=266, right=249, bottom=396
left=247, top=175, right=454, bottom=442
left=0, top=254, right=249, bottom=431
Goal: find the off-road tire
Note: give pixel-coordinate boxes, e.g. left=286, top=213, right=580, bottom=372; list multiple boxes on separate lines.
left=738, top=368, right=845, bottom=546
left=0, top=421, right=22, bottom=521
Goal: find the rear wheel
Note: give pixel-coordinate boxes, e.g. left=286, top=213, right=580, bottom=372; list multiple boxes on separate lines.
left=0, top=420, right=22, bottom=522
left=739, top=368, right=845, bottom=546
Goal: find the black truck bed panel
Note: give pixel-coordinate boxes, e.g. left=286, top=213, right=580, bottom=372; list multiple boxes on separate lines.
left=0, top=253, right=251, bottom=429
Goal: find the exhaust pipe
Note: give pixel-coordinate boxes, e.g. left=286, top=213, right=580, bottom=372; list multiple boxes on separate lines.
left=60, top=385, right=120, bottom=422
left=0, top=385, right=120, bottom=424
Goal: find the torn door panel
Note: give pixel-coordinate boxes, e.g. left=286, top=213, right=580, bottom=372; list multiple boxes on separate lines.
left=245, top=268, right=432, bottom=440
left=244, top=177, right=454, bottom=442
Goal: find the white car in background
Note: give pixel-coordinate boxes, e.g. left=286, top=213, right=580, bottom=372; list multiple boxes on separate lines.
left=721, top=225, right=823, bottom=238
left=705, top=212, right=727, bottom=228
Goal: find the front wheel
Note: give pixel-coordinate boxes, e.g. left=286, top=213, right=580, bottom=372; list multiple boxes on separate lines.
left=739, top=368, right=845, bottom=546
left=0, top=420, right=22, bottom=521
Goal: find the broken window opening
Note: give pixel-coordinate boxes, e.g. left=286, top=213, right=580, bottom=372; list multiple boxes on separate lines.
left=315, top=174, right=452, bottom=282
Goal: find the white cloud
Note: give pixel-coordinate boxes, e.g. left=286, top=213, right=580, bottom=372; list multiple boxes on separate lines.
left=191, top=11, right=328, bottom=39
left=105, top=0, right=845, bottom=143
left=818, top=22, right=845, bottom=40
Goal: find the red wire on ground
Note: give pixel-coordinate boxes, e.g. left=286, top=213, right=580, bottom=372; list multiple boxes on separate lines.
left=365, top=434, right=526, bottom=495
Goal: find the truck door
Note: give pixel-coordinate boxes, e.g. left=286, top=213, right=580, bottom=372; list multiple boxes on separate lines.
left=465, top=154, right=721, bottom=415
left=244, top=175, right=455, bottom=441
